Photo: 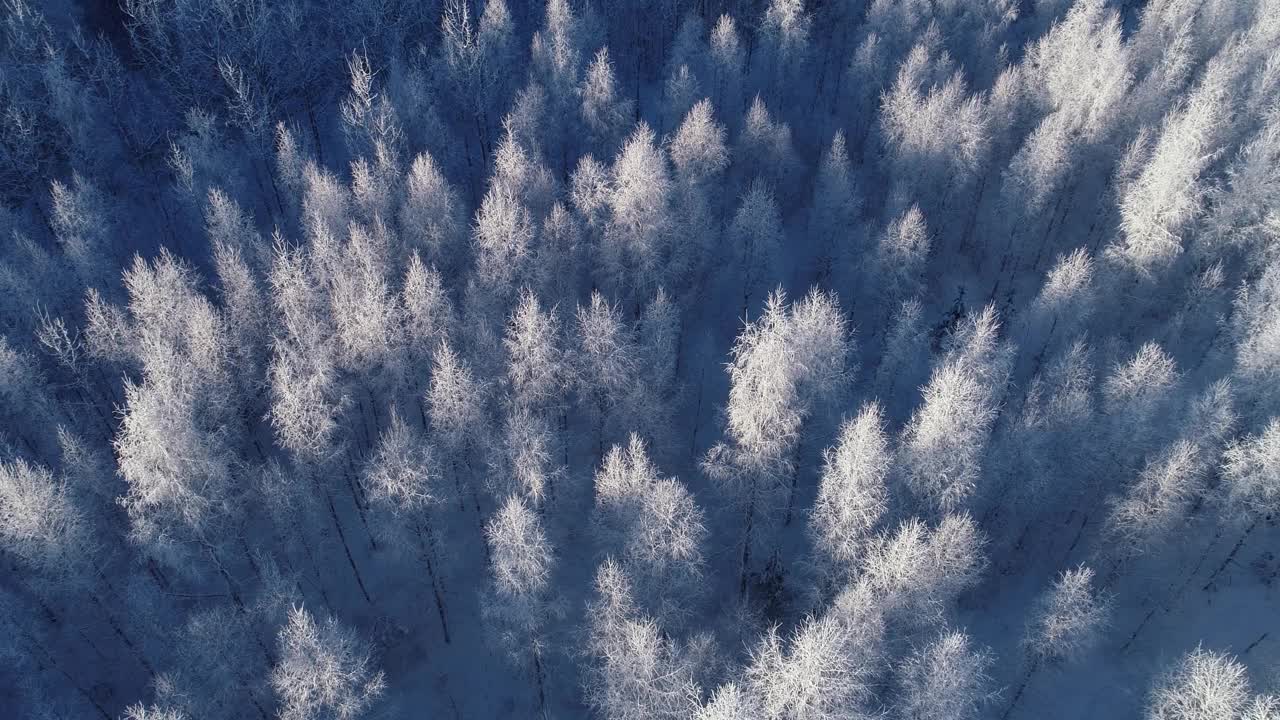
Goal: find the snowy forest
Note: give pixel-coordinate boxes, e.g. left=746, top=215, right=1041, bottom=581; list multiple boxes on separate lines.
left=2, top=0, right=1280, bottom=717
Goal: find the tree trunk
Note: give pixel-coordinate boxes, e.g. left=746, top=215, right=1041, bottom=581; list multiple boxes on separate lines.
left=740, top=483, right=756, bottom=599
left=689, top=365, right=706, bottom=463
left=450, top=457, right=468, bottom=512
left=959, top=171, right=988, bottom=254
left=307, top=92, right=325, bottom=164
left=532, top=648, right=547, bottom=713
left=784, top=439, right=804, bottom=526
left=341, top=461, right=377, bottom=551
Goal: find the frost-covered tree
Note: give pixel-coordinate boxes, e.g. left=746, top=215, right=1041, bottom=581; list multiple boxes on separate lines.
left=669, top=99, right=730, bottom=190
left=1024, top=0, right=1131, bottom=140
left=571, top=153, right=612, bottom=232
left=1220, top=419, right=1280, bottom=522
left=401, top=256, right=456, bottom=374
left=809, top=402, right=890, bottom=586
left=364, top=409, right=451, bottom=642
left=0, top=337, right=59, bottom=457
left=123, top=698, right=187, bottom=720
left=709, top=14, right=745, bottom=130
left=490, top=404, right=564, bottom=506
left=1002, top=565, right=1110, bottom=718
left=575, top=291, right=640, bottom=452
left=811, top=131, right=863, bottom=282
left=0, top=445, right=150, bottom=690
left=1003, top=340, right=1099, bottom=510
left=338, top=50, right=404, bottom=167
left=638, top=288, right=681, bottom=403
left=482, top=494, right=559, bottom=710
left=860, top=514, right=986, bottom=626
left=1146, top=648, right=1252, bottom=720
left=208, top=195, right=268, bottom=379
left=879, top=42, right=989, bottom=220
left=427, top=338, right=489, bottom=512
left=997, top=0, right=1132, bottom=266
left=1023, top=248, right=1096, bottom=367
left=663, top=63, right=700, bottom=135
left=593, top=435, right=707, bottom=625
left=399, top=152, right=465, bottom=273
left=0, top=458, right=91, bottom=581
left=842, top=32, right=889, bottom=152
left=729, top=181, right=784, bottom=312
left=601, top=122, right=675, bottom=303
left=1107, top=51, right=1234, bottom=277
left=757, top=0, right=811, bottom=108
left=478, top=0, right=517, bottom=117
left=874, top=298, right=930, bottom=413
left=437, top=0, right=489, bottom=165
left=894, top=630, right=994, bottom=720
left=874, top=204, right=931, bottom=305
left=110, top=253, right=246, bottom=574
left=743, top=609, right=881, bottom=720
left=1204, top=111, right=1280, bottom=257
left=581, top=48, right=633, bottom=158
left=49, top=173, right=115, bottom=292
left=271, top=606, right=385, bottom=720
left=503, top=290, right=570, bottom=414
left=704, top=288, right=854, bottom=594
left=738, top=97, right=800, bottom=197
left=1197, top=418, right=1280, bottom=590
left=664, top=99, right=728, bottom=285
left=1025, top=565, right=1109, bottom=664
left=328, top=224, right=400, bottom=382
left=114, top=361, right=238, bottom=558
left=1231, top=258, right=1280, bottom=418
left=695, top=682, right=758, bottom=720
left=1102, top=342, right=1180, bottom=465
left=899, top=305, right=1012, bottom=515
left=582, top=559, right=708, bottom=720
left=266, top=338, right=344, bottom=463
left=472, top=144, right=540, bottom=297
left=530, top=0, right=586, bottom=173
left=533, top=202, right=587, bottom=305
left=1105, top=439, right=1208, bottom=556
left=998, top=111, right=1073, bottom=258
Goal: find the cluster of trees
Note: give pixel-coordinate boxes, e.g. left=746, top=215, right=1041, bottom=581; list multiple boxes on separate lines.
left=2, top=0, right=1279, bottom=717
